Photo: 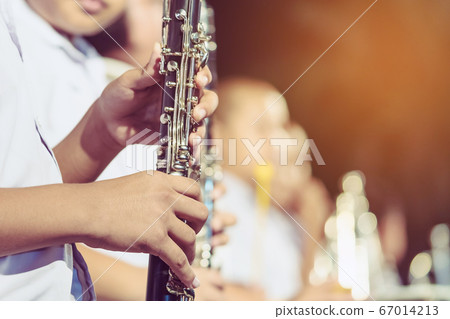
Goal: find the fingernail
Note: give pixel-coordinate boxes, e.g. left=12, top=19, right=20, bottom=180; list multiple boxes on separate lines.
left=212, top=187, right=224, bottom=200
left=211, top=218, right=222, bottom=231
left=196, top=108, right=206, bottom=120
left=192, top=277, right=201, bottom=289
left=200, top=76, right=208, bottom=86
left=211, top=237, right=219, bottom=248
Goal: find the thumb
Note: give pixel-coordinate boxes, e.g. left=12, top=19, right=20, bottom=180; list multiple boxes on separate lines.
left=143, top=42, right=162, bottom=76
left=129, top=42, right=163, bottom=90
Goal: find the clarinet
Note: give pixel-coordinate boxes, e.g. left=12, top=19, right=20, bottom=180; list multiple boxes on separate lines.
left=194, top=2, right=218, bottom=269
left=195, top=123, right=215, bottom=269
left=146, top=0, right=210, bottom=301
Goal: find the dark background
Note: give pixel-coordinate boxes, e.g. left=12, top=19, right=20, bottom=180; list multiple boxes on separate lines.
left=208, top=0, right=450, bottom=282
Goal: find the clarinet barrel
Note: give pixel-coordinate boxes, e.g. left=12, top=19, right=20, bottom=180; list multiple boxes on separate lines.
left=146, top=0, right=210, bottom=301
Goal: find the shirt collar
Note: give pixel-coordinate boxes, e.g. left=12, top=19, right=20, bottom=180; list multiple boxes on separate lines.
left=13, top=0, right=97, bottom=63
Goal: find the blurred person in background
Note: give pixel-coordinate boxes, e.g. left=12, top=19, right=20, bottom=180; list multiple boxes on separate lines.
left=270, top=124, right=331, bottom=287
left=11, top=0, right=228, bottom=300
left=212, top=77, right=349, bottom=300
left=209, top=0, right=450, bottom=283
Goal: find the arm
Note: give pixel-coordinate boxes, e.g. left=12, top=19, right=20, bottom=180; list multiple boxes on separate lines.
left=52, top=46, right=164, bottom=183
left=53, top=103, right=121, bottom=183
left=295, top=178, right=332, bottom=284
left=222, top=281, right=352, bottom=301
left=54, top=45, right=216, bottom=183
left=0, top=184, right=92, bottom=257
left=77, top=244, right=147, bottom=301
left=223, top=283, right=267, bottom=301
left=78, top=211, right=235, bottom=300
left=1, top=47, right=217, bottom=288
left=80, top=243, right=230, bottom=301
left=0, top=172, right=206, bottom=288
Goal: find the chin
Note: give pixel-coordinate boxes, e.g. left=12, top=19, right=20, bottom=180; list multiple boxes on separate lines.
left=62, top=24, right=102, bottom=36
left=65, top=14, right=121, bottom=36
left=78, top=25, right=106, bottom=36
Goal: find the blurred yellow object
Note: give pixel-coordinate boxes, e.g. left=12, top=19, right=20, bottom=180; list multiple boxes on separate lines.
left=254, top=163, right=274, bottom=213
left=333, top=283, right=352, bottom=295
left=251, top=163, right=274, bottom=284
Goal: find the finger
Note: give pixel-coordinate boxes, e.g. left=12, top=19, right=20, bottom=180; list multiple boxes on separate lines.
left=119, top=64, right=161, bottom=92
left=168, top=218, right=197, bottom=263
left=197, top=285, right=225, bottom=301
left=173, top=196, right=208, bottom=233
left=189, top=132, right=204, bottom=164
left=189, top=130, right=204, bottom=149
left=144, top=42, right=162, bottom=74
left=211, top=232, right=229, bottom=248
left=195, top=66, right=212, bottom=88
left=212, top=183, right=226, bottom=201
left=192, top=90, right=218, bottom=122
left=131, top=42, right=163, bottom=90
left=164, top=173, right=201, bottom=200
left=211, top=211, right=237, bottom=232
left=206, top=269, right=225, bottom=289
left=189, top=125, right=206, bottom=144
left=158, top=239, right=200, bottom=289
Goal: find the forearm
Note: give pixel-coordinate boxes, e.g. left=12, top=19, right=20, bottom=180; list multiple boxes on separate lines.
left=0, top=185, right=95, bottom=257
left=224, top=283, right=267, bottom=301
left=299, top=215, right=324, bottom=283
left=289, top=210, right=321, bottom=285
left=53, top=102, right=122, bottom=183
left=77, top=244, right=147, bottom=301
left=301, top=234, right=323, bottom=285
left=299, top=214, right=326, bottom=284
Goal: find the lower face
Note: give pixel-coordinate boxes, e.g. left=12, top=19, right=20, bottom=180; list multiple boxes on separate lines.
left=27, top=0, right=127, bottom=36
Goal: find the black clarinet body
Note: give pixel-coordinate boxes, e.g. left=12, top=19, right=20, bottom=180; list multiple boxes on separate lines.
left=146, top=0, right=209, bottom=301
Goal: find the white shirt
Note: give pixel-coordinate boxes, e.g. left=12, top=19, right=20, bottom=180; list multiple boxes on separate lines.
left=10, top=0, right=153, bottom=271
left=12, top=0, right=107, bottom=148
left=0, top=0, right=94, bottom=300
left=12, top=0, right=154, bottom=182
left=214, top=173, right=303, bottom=300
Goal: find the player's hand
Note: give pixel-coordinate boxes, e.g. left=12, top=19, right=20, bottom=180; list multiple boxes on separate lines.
left=193, top=267, right=225, bottom=301
left=96, top=44, right=218, bottom=151
left=211, top=211, right=236, bottom=248
left=84, top=171, right=208, bottom=289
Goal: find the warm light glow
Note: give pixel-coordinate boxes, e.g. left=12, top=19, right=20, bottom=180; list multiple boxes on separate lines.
left=342, top=172, right=365, bottom=195
left=324, top=215, right=337, bottom=240
left=352, top=243, right=370, bottom=300
left=336, top=210, right=356, bottom=289
left=357, top=212, right=377, bottom=235
left=410, top=252, right=432, bottom=279
left=430, top=224, right=450, bottom=248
